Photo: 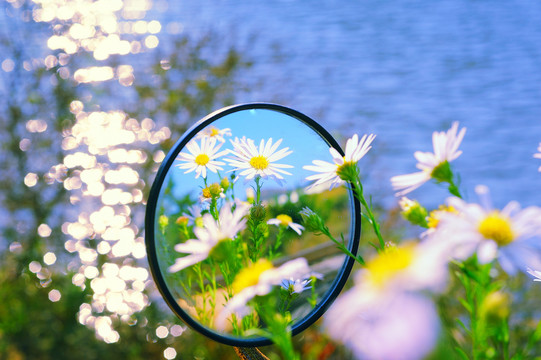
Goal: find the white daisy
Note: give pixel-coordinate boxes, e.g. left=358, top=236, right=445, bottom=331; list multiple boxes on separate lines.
left=281, top=278, right=312, bottom=295
left=176, top=136, right=229, bottom=179
left=216, top=257, right=313, bottom=330
left=527, top=268, right=541, bottom=282
left=359, top=241, right=449, bottom=294
left=267, top=214, right=304, bottom=235
left=535, top=142, right=541, bottom=172
left=225, top=137, right=293, bottom=184
left=168, top=201, right=250, bottom=273
left=324, top=241, right=446, bottom=360
left=324, top=289, right=439, bottom=360
left=196, top=126, right=232, bottom=143
left=429, top=185, right=541, bottom=275
left=390, top=122, right=466, bottom=196
left=303, top=133, right=375, bottom=191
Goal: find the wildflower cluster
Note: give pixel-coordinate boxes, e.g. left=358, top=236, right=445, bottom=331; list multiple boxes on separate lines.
left=157, top=125, right=344, bottom=359
left=319, top=123, right=541, bottom=360
left=159, top=119, right=541, bottom=359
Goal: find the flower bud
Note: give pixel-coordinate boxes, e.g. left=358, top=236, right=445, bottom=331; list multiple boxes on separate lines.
left=209, top=183, right=223, bottom=197
left=299, top=207, right=324, bottom=233
left=250, top=204, right=267, bottom=222
left=158, top=215, right=169, bottom=230
left=220, top=177, right=230, bottom=191
left=194, top=216, right=204, bottom=228
left=176, top=216, right=189, bottom=226
left=399, top=197, right=428, bottom=228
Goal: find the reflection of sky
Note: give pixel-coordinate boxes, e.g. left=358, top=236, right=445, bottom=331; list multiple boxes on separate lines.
left=166, top=108, right=336, bottom=203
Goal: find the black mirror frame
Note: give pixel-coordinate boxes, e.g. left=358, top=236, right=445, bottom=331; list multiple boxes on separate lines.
left=145, top=103, right=361, bottom=347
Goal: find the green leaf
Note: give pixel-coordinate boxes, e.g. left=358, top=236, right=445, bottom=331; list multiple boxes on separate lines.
left=459, top=298, right=473, bottom=313
left=454, top=346, right=470, bottom=360
left=456, top=318, right=470, bottom=334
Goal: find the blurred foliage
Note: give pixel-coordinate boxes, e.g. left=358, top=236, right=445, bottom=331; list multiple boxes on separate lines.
left=0, top=2, right=349, bottom=359
left=0, top=2, right=245, bottom=359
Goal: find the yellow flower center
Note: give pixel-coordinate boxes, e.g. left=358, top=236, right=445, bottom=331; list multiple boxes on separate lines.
left=427, top=205, right=457, bottom=229
left=478, top=212, right=514, bottom=246
left=202, top=187, right=212, bottom=198
left=195, top=153, right=210, bottom=166
left=276, top=214, right=292, bottom=226
left=249, top=155, right=269, bottom=170
left=427, top=216, right=439, bottom=229
left=366, top=244, right=415, bottom=288
left=232, top=259, right=273, bottom=294
left=210, top=127, right=220, bottom=137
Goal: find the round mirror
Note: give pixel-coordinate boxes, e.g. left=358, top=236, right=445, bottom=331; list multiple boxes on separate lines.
left=145, top=103, right=360, bottom=347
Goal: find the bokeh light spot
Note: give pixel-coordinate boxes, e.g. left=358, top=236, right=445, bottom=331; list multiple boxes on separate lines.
left=48, top=289, right=62, bottom=302
left=164, top=347, right=177, bottom=360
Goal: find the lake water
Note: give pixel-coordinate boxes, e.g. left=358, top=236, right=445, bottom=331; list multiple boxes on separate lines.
left=153, top=0, right=541, bottom=210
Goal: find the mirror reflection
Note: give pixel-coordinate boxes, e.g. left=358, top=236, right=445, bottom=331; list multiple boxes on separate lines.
left=153, top=107, right=353, bottom=338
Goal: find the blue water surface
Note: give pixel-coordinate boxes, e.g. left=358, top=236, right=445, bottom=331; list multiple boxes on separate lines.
left=154, top=0, right=541, bottom=210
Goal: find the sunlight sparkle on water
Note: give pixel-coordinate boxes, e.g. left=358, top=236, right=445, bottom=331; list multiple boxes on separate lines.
left=32, top=0, right=158, bottom=82
left=164, top=347, right=177, bottom=360
left=37, top=223, right=52, bottom=237
left=24, top=173, right=39, bottom=187
left=22, top=0, right=173, bottom=347
left=48, top=289, right=61, bottom=302
left=43, top=252, right=57, bottom=265
left=156, top=325, right=168, bottom=338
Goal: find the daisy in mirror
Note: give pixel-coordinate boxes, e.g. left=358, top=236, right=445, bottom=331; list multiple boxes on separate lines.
left=267, top=214, right=304, bottom=235
left=216, top=257, right=315, bottom=331
left=196, top=126, right=232, bottom=143
left=225, top=136, right=293, bottom=185
left=168, top=201, right=250, bottom=273
left=176, top=136, right=229, bottom=179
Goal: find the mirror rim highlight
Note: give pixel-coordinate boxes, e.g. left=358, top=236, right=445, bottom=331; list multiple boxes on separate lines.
left=145, top=103, right=361, bottom=347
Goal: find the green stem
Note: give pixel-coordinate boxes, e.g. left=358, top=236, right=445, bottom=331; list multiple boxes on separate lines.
left=454, top=258, right=511, bottom=360
left=447, top=177, right=462, bottom=198
left=255, top=302, right=300, bottom=360
left=269, top=226, right=285, bottom=259
left=179, top=223, right=190, bottom=240
left=352, top=175, right=385, bottom=250
left=321, top=226, right=364, bottom=265
left=308, top=276, right=318, bottom=308
left=210, top=197, right=219, bottom=220
left=193, top=262, right=209, bottom=325
left=255, top=176, right=262, bottom=205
